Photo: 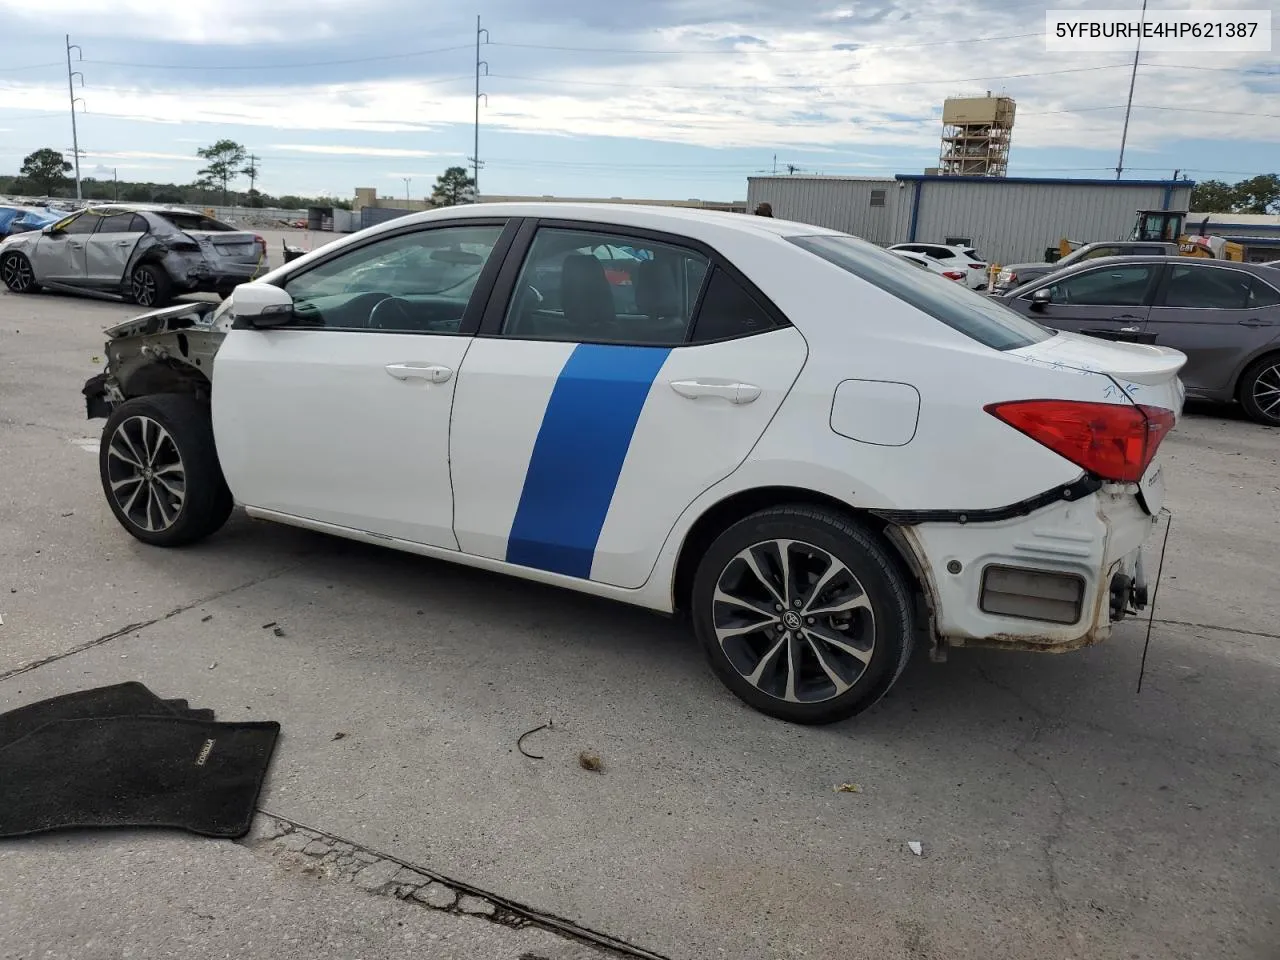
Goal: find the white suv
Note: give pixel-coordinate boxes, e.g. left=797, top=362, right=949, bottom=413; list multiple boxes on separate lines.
left=889, top=242, right=989, bottom=289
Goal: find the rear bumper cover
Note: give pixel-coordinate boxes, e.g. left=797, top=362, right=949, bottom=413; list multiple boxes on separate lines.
left=895, top=484, right=1158, bottom=652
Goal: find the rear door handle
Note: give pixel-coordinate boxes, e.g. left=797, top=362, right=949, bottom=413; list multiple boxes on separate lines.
left=115, top=240, right=132, bottom=246
left=670, top=379, right=761, bottom=404
left=384, top=362, right=453, bottom=383
left=1238, top=318, right=1275, bottom=328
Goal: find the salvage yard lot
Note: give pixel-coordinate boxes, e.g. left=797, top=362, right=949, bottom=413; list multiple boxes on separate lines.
left=2, top=287, right=1278, bottom=959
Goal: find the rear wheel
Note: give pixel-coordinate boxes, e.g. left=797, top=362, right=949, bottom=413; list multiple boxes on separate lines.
left=129, top=263, right=173, bottom=308
left=1238, top=354, right=1280, bottom=426
left=691, top=505, right=915, bottom=725
left=1, top=252, right=40, bottom=293
left=99, top=394, right=233, bottom=546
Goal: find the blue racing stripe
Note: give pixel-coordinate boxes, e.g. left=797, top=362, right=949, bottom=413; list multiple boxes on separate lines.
left=505, top=343, right=672, bottom=578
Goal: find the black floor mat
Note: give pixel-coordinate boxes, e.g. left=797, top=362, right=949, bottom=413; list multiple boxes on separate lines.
left=0, top=682, right=213, bottom=750
left=0, top=716, right=279, bottom=839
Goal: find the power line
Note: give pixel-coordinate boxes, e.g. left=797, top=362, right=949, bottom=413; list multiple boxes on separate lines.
left=488, top=32, right=1043, bottom=55
left=487, top=63, right=1138, bottom=92
left=81, top=43, right=473, bottom=71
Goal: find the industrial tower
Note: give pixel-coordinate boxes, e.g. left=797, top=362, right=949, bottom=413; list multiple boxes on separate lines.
left=937, top=94, right=1015, bottom=177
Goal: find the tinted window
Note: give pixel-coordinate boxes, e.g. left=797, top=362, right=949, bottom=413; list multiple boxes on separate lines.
left=1043, top=265, right=1155, bottom=307
left=790, top=233, right=1052, bottom=351
left=1080, top=246, right=1120, bottom=261
left=690, top=268, right=776, bottom=342
left=1162, top=265, right=1255, bottom=309
left=282, top=224, right=504, bottom=333
left=924, top=247, right=956, bottom=260
left=1133, top=245, right=1168, bottom=256
left=158, top=212, right=234, bottom=232
left=60, top=213, right=99, bottom=235
left=1249, top=276, right=1280, bottom=308
left=96, top=213, right=145, bottom=234
left=502, top=227, right=709, bottom=345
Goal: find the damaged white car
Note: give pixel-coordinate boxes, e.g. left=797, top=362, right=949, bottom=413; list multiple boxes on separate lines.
left=81, top=203, right=1185, bottom=724
left=1, top=203, right=266, bottom=306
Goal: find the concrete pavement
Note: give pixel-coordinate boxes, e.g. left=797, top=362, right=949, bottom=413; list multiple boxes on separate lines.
left=1, top=287, right=1277, bottom=960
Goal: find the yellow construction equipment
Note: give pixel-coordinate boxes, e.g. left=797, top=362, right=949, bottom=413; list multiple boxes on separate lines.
left=1056, top=210, right=1243, bottom=262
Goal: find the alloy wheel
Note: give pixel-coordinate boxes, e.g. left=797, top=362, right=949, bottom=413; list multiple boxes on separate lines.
left=1251, top=362, right=1280, bottom=422
left=2, top=255, right=34, bottom=292
left=105, top=415, right=186, bottom=532
left=712, top=538, right=876, bottom=704
left=131, top=268, right=158, bottom=306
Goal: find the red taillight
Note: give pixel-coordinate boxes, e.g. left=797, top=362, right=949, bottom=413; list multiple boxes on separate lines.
left=942, top=270, right=966, bottom=281
left=968, top=263, right=984, bottom=270
left=985, top=400, right=1175, bottom=483
left=253, top=234, right=266, bottom=250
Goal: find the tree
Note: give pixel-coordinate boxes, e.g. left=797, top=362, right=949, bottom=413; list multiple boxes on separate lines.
left=1231, top=174, right=1280, bottom=215
left=430, top=166, right=476, bottom=207
left=19, top=148, right=72, bottom=196
left=1190, top=179, right=1237, bottom=213
left=196, top=139, right=247, bottom=205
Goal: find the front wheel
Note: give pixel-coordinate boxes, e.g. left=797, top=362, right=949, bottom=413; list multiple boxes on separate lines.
left=691, top=505, right=915, bottom=725
left=1239, top=355, right=1280, bottom=426
left=129, top=263, right=173, bottom=308
left=99, top=394, right=234, bottom=546
left=1, top=252, right=40, bottom=293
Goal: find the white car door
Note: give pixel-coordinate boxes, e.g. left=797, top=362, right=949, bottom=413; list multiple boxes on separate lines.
left=30, top=210, right=97, bottom=284
left=449, top=222, right=808, bottom=589
left=211, top=219, right=517, bottom=549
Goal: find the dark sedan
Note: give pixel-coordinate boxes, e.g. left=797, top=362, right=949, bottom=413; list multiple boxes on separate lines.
left=997, top=256, right=1280, bottom=425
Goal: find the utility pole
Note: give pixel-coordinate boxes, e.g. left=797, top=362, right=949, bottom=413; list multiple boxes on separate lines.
left=772, top=154, right=777, bottom=175
left=245, top=153, right=259, bottom=195
left=470, top=14, right=489, bottom=198
left=113, top=168, right=118, bottom=201
left=65, top=34, right=85, bottom=201
left=1116, top=0, right=1148, bottom=180
left=402, top=177, right=412, bottom=204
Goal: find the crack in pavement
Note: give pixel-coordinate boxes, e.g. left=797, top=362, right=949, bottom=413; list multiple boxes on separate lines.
left=0, top=560, right=306, bottom=684
left=1150, top=619, right=1280, bottom=643
left=254, top=808, right=670, bottom=960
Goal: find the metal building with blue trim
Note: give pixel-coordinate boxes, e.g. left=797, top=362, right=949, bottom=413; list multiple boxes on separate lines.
left=745, top=173, right=1196, bottom=266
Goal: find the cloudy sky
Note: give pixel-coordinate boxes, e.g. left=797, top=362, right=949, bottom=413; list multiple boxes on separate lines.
left=1, top=0, right=1276, bottom=202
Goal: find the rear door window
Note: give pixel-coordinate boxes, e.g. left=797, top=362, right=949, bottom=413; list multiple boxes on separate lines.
left=158, top=212, right=235, bottom=232
left=96, top=213, right=145, bottom=234
left=790, top=233, right=1051, bottom=351
left=1161, top=265, right=1252, bottom=309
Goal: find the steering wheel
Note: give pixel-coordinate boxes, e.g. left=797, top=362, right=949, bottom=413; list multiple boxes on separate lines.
left=368, top=296, right=416, bottom=330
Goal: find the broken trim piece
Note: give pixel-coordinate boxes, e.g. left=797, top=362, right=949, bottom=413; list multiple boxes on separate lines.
left=871, top=474, right=1102, bottom=526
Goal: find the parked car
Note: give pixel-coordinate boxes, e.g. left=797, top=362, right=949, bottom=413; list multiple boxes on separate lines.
left=888, top=242, right=989, bottom=289
left=81, top=203, right=1183, bottom=724
left=993, top=240, right=1180, bottom=295
left=996, top=255, right=1280, bottom=425
left=0, top=205, right=59, bottom=239
left=0, top=203, right=267, bottom=307
left=893, top=249, right=967, bottom=282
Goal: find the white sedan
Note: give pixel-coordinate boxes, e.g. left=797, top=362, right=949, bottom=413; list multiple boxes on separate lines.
left=81, top=203, right=1185, bottom=725
left=892, top=249, right=968, bottom=282
left=888, top=242, right=989, bottom=289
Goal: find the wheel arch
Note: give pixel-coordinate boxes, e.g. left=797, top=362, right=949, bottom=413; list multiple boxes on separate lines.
left=669, top=485, right=933, bottom=628
left=1233, top=346, right=1280, bottom=402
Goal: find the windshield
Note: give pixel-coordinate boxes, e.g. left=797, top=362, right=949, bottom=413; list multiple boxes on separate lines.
left=788, top=234, right=1052, bottom=351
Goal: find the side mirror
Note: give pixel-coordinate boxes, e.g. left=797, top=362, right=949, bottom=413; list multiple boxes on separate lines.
left=229, top=282, right=295, bottom=328
left=1029, top=287, right=1053, bottom=312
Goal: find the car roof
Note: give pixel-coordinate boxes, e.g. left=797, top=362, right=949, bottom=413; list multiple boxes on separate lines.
left=1032, top=254, right=1280, bottom=281
left=82, top=203, right=204, bottom=216
left=367, top=201, right=846, bottom=241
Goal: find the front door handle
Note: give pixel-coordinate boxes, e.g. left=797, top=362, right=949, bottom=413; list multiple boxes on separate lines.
left=385, top=362, right=453, bottom=383
left=1120, top=326, right=1141, bottom=333
left=670, top=379, right=761, bottom=404
left=115, top=240, right=132, bottom=246
left=1238, top=318, right=1275, bottom=328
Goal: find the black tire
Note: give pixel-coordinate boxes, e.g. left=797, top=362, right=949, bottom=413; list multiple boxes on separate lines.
left=1238, top=354, right=1280, bottom=427
left=129, top=262, right=173, bottom=308
left=691, top=505, right=915, bottom=725
left=98, top=394, right=234, bottom=547
left=1, top=252, right=41, bottom=293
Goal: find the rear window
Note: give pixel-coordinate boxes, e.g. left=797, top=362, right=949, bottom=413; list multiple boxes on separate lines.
left=158, top=212, right=235, bottom=232
left=789, top=234, right=1052, bottom=351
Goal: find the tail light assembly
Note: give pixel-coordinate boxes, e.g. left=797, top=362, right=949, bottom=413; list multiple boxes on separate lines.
left=968, top=262, right=984, bottom=270
left=942, top=270, right=967, bottom=281
left=985, top=399, right=1175, bottom=483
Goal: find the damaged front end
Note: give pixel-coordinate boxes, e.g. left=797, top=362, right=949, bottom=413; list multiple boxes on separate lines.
left=82, top=301, right=228, bottom=420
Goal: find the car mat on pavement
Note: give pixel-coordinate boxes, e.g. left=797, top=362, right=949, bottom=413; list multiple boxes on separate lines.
left=0, top=716, right=280, bottom=839
left=0, top=682, right=215, bottom=751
